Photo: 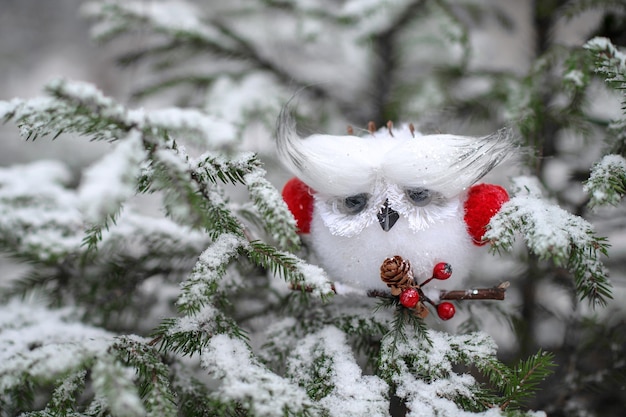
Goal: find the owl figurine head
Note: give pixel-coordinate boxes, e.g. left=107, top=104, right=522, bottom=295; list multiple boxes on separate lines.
left=277, top=110, right=515, bottom=293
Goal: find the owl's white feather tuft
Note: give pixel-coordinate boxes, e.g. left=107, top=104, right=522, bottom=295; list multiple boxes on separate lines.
left=276, top=110, right=516, bottom=197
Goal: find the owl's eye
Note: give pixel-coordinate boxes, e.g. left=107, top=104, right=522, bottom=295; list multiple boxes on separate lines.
left=405, top=188, right=432, bottom=207
left=340, top=193, right=369, bottom=214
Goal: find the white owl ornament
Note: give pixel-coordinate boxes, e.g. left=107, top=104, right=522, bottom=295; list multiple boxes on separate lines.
left=277, top=113, right=514, bottom=318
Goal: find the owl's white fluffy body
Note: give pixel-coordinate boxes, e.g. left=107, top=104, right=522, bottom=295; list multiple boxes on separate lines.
left=277, top=111, right=513, bottom=292
left=307, top=195, right=476, bottom=291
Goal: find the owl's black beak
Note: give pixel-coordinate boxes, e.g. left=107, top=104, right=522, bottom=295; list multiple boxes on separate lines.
left=377, top=199, right=399, bottom=232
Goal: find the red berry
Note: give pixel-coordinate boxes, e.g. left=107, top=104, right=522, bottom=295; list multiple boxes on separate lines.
left=433, top=262, right=452, bottom=280
left=437, top=302, right=456, bottom=320
left=399, top=288, right=420, bottom=309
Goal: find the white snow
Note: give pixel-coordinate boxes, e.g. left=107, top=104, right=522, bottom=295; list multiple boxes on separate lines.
left=584, top=154, right=626, bottom=209
left=202, top=334, right=317, bottom=416
left=177, top=233, right=246, bottom=309
left=82, top=0, right=238, bottom=49
left=563, top=69, right=585, bottom=87
left=380, top=329, right=502, bottom=417
left=0, top=160, right=84, bottom=259
left=286, top=325, right=389, bottom=416
left=205, top=73, right=286, bottom=124
left=78, top=129, right=147, bottom=223
left=294, top=259, right=336, bottom=296
left=487, top=179, right=601, bottom=257
left=92, top=355, right=146, bottom=417
left=585, top=37, right=626, bottom=72
left=0, top=298, right=114, bottom=390
left=167, top=304, right=219, bottom=335
left=143, top=107, right=237, bottom=147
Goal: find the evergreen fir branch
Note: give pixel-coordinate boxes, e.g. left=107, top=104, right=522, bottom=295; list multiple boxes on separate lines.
left=375, top=296, right=432, bottom=355
left=193, top=151, right=261, bottom=186
left=173, top=370, right=250, bottom=417
left=0, top=301, right=115, bottom=416
left=2, top=78, right=236, bottom=148
left=584, top=37, right=626, bottom=104
left=284, top=326, right=389, bottom=415
left=82, top=211, right=119, bottom=255
left=92, top=355, right=146, bottom=417
left=83, top=1, right=239, bottom=50
left=244, top=169, right=301, bottom=251
left=150, top=148, right=246, bottom=238
left=0, top=376, right=36, bottom=417
left=245, top=240, right=334, bottom=298
left=177, top=232, right=246, bottom=315
left=584, top=154, right=626, bottom=209
left=201, top=334, right=321, bottom=417
left=111, top=337, right=178, bottom=417
left=379, top=330, right=503, bottom=415
left=82, top=1, right=341, bottom=113
left=330, top=306, right=391, bottom=368
left=499, top=350, right=556, bottom=410
left=486, top=176, right=612, bottom=307
left=38, top=370, right=87, bottom=415
left=152, top=304, right=247, bottom=357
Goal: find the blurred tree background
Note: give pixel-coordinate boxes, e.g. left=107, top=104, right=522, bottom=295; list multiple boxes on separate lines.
left=1, top=1, right=625, bottom=416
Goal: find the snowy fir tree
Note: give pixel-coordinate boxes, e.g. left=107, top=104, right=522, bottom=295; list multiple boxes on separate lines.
left=1, top=1, right=625, bottom=416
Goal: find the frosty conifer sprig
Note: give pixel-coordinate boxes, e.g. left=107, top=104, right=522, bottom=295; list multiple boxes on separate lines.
left=584, top=155, right=626, bottom=210
left=584, top=37, right=626, bottom=153
left=486, top=176, right=612, bottom=306
left=379, top=330, right=555, bottom=414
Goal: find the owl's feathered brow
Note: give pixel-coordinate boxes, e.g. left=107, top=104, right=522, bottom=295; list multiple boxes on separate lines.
left=276, top=109, right=516, bottom=199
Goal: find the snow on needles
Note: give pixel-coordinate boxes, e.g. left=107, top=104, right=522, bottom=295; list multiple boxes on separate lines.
left=583, top=154, right=626, bottom=210
left=79, top=129, right=146, bottom=223
left=379, top=329, right=510, bottom=417
left=486, top=176, right=601, bottom=257
left=0, top=299, right=114, bottom=391
left=202, top=334, right=317, bottom=417
left=286, top=326, right=389, bottom=417
left=0, top=160, right=84, bottom=260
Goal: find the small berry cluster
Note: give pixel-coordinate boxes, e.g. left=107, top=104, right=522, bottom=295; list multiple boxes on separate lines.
left=398, top=262, right=456, bottom=320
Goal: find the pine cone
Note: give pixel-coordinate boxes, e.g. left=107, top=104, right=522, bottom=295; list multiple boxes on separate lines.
left=380, top=255, right=414, bottom=296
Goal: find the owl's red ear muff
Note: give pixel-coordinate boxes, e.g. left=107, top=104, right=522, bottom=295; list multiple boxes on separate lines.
left=464, top=183, right=509, bottom=245
left=282, top=177, right=315, bottom=234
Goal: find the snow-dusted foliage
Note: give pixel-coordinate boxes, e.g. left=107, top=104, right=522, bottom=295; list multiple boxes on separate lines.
left=584, top=154, right=626, bottom=209
left=285, top=326, right=389, bottom=416
left=1, top=1, right=625, bottom=417
left=486, top=176, right=611, bottom=306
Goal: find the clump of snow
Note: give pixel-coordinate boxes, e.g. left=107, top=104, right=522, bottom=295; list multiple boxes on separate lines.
left=563, top=69, right=586, bottom=87
left=295, top=259, right=335, bottom=297
left=177, top=233, right=247, bottom=310
left=583, top=154, right=626, bottom=209
left=244, top=168, right=300, bottom=250
left=286, top=325, right=389, bottom=417
left=78, top=129, right=147, bottom=223
left=92, top=355, right=145, bottom=417
left=47, top=78, right=126, bottom=120
left=380, top=329, right=502, bottom=417
left=487, top=175, right=602, bottom=257
left=205, top=73, right=286, bottom=124
left=98, top=210, right=209, bottom=260
left=143, top=107, right=237, bottom=147
left=0, top=298, right=114, bottom=390
left=202, top=334, right=317, bottom=416
left=0, top=160, right=84, bottom=260
left=167, top=304, right=219, bottom=335
left=585, top=37, right=626, bottom=74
